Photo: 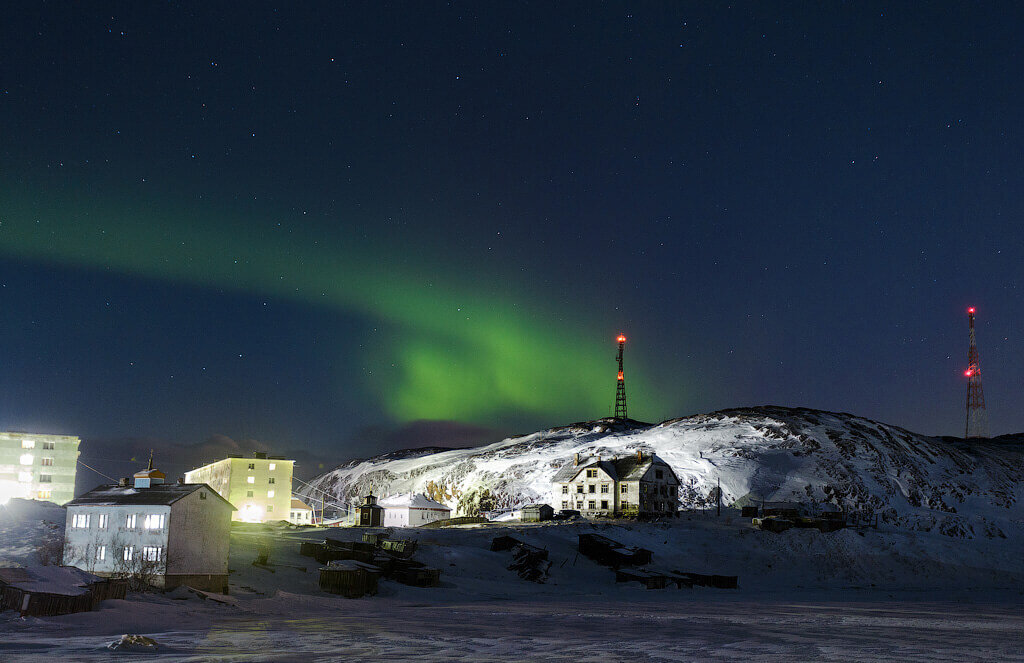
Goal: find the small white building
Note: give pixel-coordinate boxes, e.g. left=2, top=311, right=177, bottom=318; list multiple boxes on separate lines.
left=289, top=498, right=314, bottom=525
left=62, top=461, right=235, bottom=593
left=379, top=493, right=451, bottom=528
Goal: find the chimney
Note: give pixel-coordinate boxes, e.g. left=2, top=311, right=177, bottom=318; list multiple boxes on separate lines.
left=574, top=453, right=580, bottom=467
left=118, top=477, right=129, bottom=487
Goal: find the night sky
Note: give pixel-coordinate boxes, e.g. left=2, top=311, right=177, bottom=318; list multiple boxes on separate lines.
left=2, top=3, right=1022, bottom=489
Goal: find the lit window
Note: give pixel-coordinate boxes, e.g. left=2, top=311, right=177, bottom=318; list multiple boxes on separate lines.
left=36, top=490, right=51, bottom=500
left=267, top=490, right=275, bottom=498
left=142, top=546, right=162, bottom=562
left=18, top=472, right=32, bottom=483
left=38, top=474, right=51, bottom=483
left=269, top=463, right=276, bottom=471
left=123, top=546, right=134, bottom=561
left=126, top=514, right=137, bottom=529
left=144, top=514, right=165, bottom=530
left=41, top=457, right=53, bottom=466
left=247, top=476, right=255, bottom=484
left=98, top=514, right=108, bottom=529
left=72, top=513, right=91, bottom=528
left=21, top=439, right=35, bottom=449
left=96, top=545, right=106, bottom=561
left=20, top=454, right=34, bottom=465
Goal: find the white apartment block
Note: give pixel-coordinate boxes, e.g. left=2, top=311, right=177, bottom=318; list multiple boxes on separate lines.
left=185, top=452, right=294, bottom=522
left=0, top=432, right=80, bottom=505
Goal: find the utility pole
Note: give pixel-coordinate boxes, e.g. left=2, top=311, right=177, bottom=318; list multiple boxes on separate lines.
left=716, top=477, right=721, bottom=517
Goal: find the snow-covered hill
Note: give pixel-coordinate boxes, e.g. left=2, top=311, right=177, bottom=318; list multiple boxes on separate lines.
left=301, top=406, right=1024, bottom=538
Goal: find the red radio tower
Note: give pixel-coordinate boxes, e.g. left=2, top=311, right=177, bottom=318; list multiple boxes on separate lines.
left=614, top=334, right=627, bottom=419
left=964, top=307, right=989, bottom=438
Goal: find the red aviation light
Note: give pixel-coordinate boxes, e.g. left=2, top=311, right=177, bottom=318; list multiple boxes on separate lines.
left=616, top=334, right=626, bottom=343
left=964, top=369, right=973, bottom=377
left=967, top=307, right=976, bottom=314
left=617, top=371, right=624, bottom=381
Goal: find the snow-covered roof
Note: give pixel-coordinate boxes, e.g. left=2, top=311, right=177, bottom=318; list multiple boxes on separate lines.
left=291, top=498, right=313, bottom=510
left=552, top=454, right=668, bottom=483
left=66, top=483, right=235, bottom=510
left=0, top=566, right=104, bottom=596
left=378, top=493, right=450, bottom=510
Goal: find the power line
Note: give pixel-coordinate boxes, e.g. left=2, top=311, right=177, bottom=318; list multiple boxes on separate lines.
left=77, top=459, right=118, bottom=483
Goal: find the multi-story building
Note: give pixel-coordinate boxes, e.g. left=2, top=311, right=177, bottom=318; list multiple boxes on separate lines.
left=62, top=461, right=234, bottom=592
left=552, top=451, right=680, bottom=518
left=184, top=452, right=294, bottom=522
left=0, top=432, right=81, bottom=505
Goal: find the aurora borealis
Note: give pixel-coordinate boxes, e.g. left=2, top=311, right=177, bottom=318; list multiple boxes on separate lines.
left=2, top=3, right=1023, bottom=486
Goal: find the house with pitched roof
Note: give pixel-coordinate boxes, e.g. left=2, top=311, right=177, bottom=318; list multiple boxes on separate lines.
left=551, top=451, right=680, bottom=518
left=62, top=459, right=234, bottom=592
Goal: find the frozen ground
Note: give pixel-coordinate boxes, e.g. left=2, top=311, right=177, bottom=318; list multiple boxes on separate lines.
left=2, top=507, right=1024, bottom=661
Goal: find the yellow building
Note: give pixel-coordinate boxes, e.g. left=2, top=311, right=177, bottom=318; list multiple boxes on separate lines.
left=184, top=452, right=294, bottom=522
left=0, top=432, right=81, bottom=505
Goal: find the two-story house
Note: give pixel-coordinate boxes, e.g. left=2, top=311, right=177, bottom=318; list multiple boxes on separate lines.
left=552, top=451, right=680, bottom=518
left=62, top=461, right=234, bottom=592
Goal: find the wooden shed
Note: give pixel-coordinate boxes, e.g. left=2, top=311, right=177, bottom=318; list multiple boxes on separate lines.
left=318, top=560, right=381, bottom=598
left=0, top=566, right=127, bottom=617
left=355, top=493, right=384, bottom=527
left=521, top=504, right=554, bottom=522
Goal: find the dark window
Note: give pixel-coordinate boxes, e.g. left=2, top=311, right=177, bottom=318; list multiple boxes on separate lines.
left=248, top=463, right=255, bottom=470
left=199, top=492, right=207, bottom=500
left=39, top=474, right=52, bottom=483
left=268, top=477, right=275, bottom=484
left=586, top=469, right=597, bottom=478
left=562, top=485, right=568, bottom=494
left=576, top=485, right=584, bottom=494
left=600, top=500, right=608, bottom=510
left=43, top=441, right=55, bottom=450
left=600, top=484, right=609, bottom=493
left=588, top=500, right=596, bottom=510
left=656, top=470, right=663, bottom=479
left=561, top=501, right=569, bottom=509
left=246, top=491, right=253, bottom=497
left=621, top=484, right=628, bottom=493
left=588, top=485, right=596, bottom=493
left=576, top=501, right=583, bottom=509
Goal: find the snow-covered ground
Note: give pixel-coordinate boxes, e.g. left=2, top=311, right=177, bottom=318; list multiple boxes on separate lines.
left=3, top=505, right=1024, bottom=661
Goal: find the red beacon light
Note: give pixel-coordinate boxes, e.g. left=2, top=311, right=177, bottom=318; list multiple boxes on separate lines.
left=967, top=307, right=976, bottom=314
left=964, top=369, right=973, bottom=377
left=616, top=334, right=626, bottom=343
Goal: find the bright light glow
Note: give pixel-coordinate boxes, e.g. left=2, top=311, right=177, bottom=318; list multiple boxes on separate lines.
left=617, top=371, right=624, bottom=381
left=269, top=463, right=276, bottom=470
left=19, top=454, right=33, bottom=466
left=968, top=307, right=976, bottom=314
left=247, top=476, right=255, bottom=484
left=21, top=439, right=35, bottom=449
left=241, top=503, right=263, bottom=523
left=617, top=334, right=626, bottom=343
left=0, top=480, right=25, bottom=505
left=267, top=490, right=275, bottom=498
left=965, top=369, right=973, bottom=377
left=18, top=472, right=32, bottom=483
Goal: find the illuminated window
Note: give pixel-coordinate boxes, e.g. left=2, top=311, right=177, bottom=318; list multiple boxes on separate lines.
left=41, top=457, right=53, bottom=466
left=96, top=546, right=106, bottom=561
left=269, top=463, right=276, bottom=471
left=18, top=472, right=32, bottom=483
left=36, top=490, right=51, bottom=500
left=20, top=454, right=33, bottom=465
left=247, top=476, right=255, bottom=484
left=126, top=514, right=137, bottom=529
left=97, top=514, right=108, bottom=529
left=21, top=439, right=35, bottom=449
left=142, top=546, right=162, bottom=562
left=72, top=513, right=90, bottom=528
left=267, top=490, right=275, bottom=498
left=144, top=514, right=165, bottom=530
left=123, top=546, right=134, bottom=561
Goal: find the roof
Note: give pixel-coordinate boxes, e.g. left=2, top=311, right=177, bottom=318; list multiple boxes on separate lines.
left=66, top=483, right=236, bottom=510
left=378, top=493, right=451, bottom=510
left=552, top=453, right=677, bottom=483
left=133, top=469, right=166, bottom=479
left=521, top=503, right=553, bottom=511
left=291, top=498, right=313, bottom=510
left=0, top=566, right=104, bottom=596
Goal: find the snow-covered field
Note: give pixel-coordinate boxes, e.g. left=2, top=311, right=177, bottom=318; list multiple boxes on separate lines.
left=3, top=500, right=1024, bottom=661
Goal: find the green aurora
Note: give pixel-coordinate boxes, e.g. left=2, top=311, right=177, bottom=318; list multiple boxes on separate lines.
left=0, top=188, right=673, bottom=426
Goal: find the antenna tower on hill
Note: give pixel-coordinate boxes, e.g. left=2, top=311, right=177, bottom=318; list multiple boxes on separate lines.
left=964, top=307, right=989, bottom=438
left=614, top=334, right=627, bottom=419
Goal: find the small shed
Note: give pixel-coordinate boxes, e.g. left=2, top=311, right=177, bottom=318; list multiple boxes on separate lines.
left=0, top=566, right=127, bottom=617
left=379, top=493, right=451, bottom=528
left=521, top=503, right=554, bottom=522
left=318, top=560, right=381, bottom=598
left=354, top=493, right=384, bottom=527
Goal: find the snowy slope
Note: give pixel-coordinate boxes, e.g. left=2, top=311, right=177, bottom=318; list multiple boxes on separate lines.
left=0, top=498, right=66, bottom=567
left=302, top=406, right=1024, bottom=537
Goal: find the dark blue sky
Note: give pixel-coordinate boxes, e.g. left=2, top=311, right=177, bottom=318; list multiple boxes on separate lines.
left=1, top=3, right=1021, bottom=487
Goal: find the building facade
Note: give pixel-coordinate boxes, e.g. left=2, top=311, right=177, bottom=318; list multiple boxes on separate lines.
left=0, top=432, right=80, bottom=505
left=62, top=464, right=234, bottom=592
left=289, top=498, right=314, bottom=525
left=552, top=452, right=680, bottom=518
left=184, top=452, right=294, bottom=523
left=380, top=493, right=451, bottom=527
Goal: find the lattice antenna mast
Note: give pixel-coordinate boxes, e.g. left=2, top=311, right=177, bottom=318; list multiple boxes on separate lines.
left=964, top=307, right=989, bottom=438
left=614, top=334, right=627, bottom=419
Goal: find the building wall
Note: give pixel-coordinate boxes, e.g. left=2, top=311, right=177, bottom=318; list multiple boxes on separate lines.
left=62, top=504, right=172, bottom=577
left=557, top=466, right=617, bottom=515
left=185, top=457, right=293, bottom=522
left=637, top=462, right=680, bottom=515
left=0, top=432, right=80, bottom=505
left=383, top=506, right=450, bottom=527
left=166, top=487, right=232, bottom=584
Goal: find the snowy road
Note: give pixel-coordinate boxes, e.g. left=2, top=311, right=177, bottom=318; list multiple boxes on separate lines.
left=3, top=597, right=1023, bottom=662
